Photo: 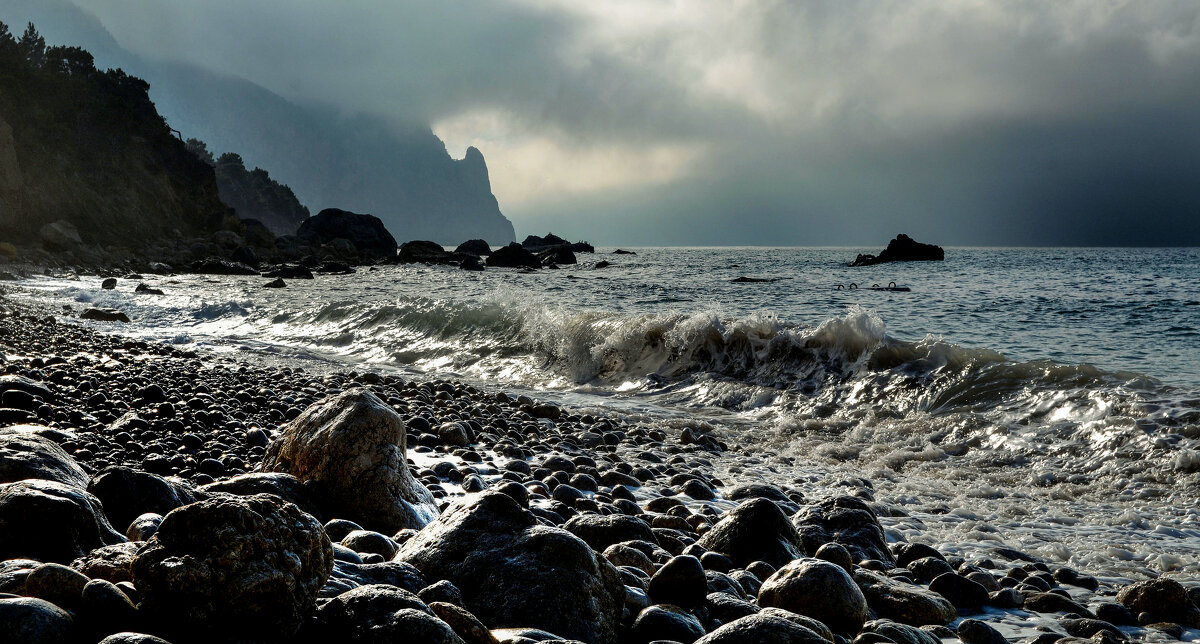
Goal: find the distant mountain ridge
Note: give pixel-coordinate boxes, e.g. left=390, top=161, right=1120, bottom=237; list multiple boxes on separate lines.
left=0, top=0, right=516, bottom=246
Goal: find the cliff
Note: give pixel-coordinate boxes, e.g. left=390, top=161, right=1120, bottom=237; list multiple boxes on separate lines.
left=0, top=0, right=516, bottom=247
left=0, top=23, right=226, bottom=251
left=185, top=139, right=310, bottom=236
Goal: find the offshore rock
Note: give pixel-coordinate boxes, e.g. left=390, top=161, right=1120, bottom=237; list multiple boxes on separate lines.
left=131, top=493, right=333, bottom=641
left=395, top=491, right=625, bottom=644
left=259, top=388, right=438, bottom=533
left=455, top=239, right=492, bottom=256
left=297, top=209, right=398, bottom=262
left=399, top=240, right=454, bottom=264
left=850, top=234, right=944, bottom=266
left=486, top=243, right=541, bottom=269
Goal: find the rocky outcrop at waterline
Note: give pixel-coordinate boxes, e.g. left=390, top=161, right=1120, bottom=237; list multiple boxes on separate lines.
left=850, top=234, right=944, bottom=266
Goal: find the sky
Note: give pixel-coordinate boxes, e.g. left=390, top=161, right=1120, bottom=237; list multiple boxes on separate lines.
left=24, top=1, right=1200, bottom=244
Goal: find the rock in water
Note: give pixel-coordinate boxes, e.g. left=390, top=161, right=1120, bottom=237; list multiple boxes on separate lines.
left=758, top=558, right=868, bottom=635
left=399, top=240, right=454, bottom=264
left=0, top=427, right=89, bottom=488
left=792, top=496, right=894, bottom=566
left=131, top=493, right=333, bottom=641
left=259, top=388, right=438, bottom=532
left=395, top=491, right=625, bottom=644
left=485, top=243, right=541, bottom=269
left=849, top=234, right=944, bottom=266
left=454, top=239, right=492, bottom=256
left=698, top=498, right=805, bottom=569
left=297, top=209, right=398, bottom=262
left=0, top=479, right=126, bottom=563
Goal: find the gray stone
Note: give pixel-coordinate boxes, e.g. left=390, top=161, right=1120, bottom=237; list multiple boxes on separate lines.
left=758, top=558, right=867, bottom=634
left=395, top=491, right=624, bottom=644
left=0, top=479, right=126, bottom=563
left=259, top=388, right=438, bottom=533
left=132, top=493, right=333, bottom=641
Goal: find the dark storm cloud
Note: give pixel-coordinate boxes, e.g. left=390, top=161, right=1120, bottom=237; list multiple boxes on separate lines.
left=15, top=0, right=1200, bottom=244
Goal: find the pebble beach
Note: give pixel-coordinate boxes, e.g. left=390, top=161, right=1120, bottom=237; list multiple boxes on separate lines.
left=1, top=274, right=1199, bottom=644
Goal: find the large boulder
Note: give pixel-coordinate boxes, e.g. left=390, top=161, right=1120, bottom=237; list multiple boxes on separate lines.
left=698, top=498, right=804, bottom=569
left=486, top=243, right=540, bottom=269
left=0, top=597, right=75, bottom=644
left=454, top=239, right=492, bottom=256
left=199, top=472, right=323, bottom=521
left=852, top=570, right=957, bottom=626
left=87, top=466, right=201, bottom=534
left=398, top=240, right=454, bottom=264
left=258, top=388, right=438, bottom=533
left=850, top=234, right=944, bottom=267
left=297, top=209, right=398, bottom=261
left=395, top=491, right=625, bottom=644
left=0, top=427, right=89, bottom=488
left=310, top=584, right=465, bottom=643
left=694, top=613, right=830, bottom=644
left=190, top=257, right=258, bottom=275
left=131, top=493, right=333, bottom=641
left=563, top=514, right=655, bottom=552
left=0, top=479, right=126, bottom=563
left=39, top=220, right=83, bottom=251
left=0, top=376, right=54, bottom=402
left=792, top=496, right=893, bottom=566
left=758, top=558, right=868, bottom=635
left=1116, top=578, right=1200, bottom=627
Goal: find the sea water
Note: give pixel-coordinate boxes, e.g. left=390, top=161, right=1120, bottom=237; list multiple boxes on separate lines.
left=11, top=246, right=1200, bottom=591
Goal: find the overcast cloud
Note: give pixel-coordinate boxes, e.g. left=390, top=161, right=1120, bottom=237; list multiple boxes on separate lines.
left=36, top=1, right=1200, bottom=243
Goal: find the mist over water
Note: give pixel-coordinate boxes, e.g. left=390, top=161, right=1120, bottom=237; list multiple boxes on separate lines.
left=14, top=246, right=1200, bottom=582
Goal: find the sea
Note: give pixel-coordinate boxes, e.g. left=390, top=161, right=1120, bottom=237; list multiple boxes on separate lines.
left=9, top=246, right=1200, bottom=630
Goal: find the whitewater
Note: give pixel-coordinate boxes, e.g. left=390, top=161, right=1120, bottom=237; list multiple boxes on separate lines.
left=10, top=246, right=1200, bottom=612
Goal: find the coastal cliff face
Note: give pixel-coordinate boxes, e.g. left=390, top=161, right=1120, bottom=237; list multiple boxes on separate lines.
left=2, top=0, right=517, bottom=247
left=0, top=28, right=226, bottom=252
left=0, top=115, right=22, bottom=228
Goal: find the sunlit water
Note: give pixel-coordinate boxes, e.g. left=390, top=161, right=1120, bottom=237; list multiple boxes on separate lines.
left=9, top=247, right=1200, bottom=591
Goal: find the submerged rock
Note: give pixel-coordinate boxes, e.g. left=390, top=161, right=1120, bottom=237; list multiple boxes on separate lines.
left=395, top=491, right=625, bottom=644
left=259, top=388, right=438, bottom=533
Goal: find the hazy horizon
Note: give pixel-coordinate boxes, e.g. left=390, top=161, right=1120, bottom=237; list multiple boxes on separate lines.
left=5, top=0, right=1200, bottom=246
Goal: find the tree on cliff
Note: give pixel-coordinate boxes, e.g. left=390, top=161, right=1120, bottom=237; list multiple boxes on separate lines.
left=183, top=140, right=309, bottom=235
left=0, top=21, right=226, bottom=248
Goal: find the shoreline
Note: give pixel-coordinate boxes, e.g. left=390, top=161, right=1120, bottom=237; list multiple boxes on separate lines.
left=1, top=286, right=1198, bottom=642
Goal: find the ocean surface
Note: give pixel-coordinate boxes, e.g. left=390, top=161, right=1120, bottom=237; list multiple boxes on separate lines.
left=10, top=246, right=1200, bottom=596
